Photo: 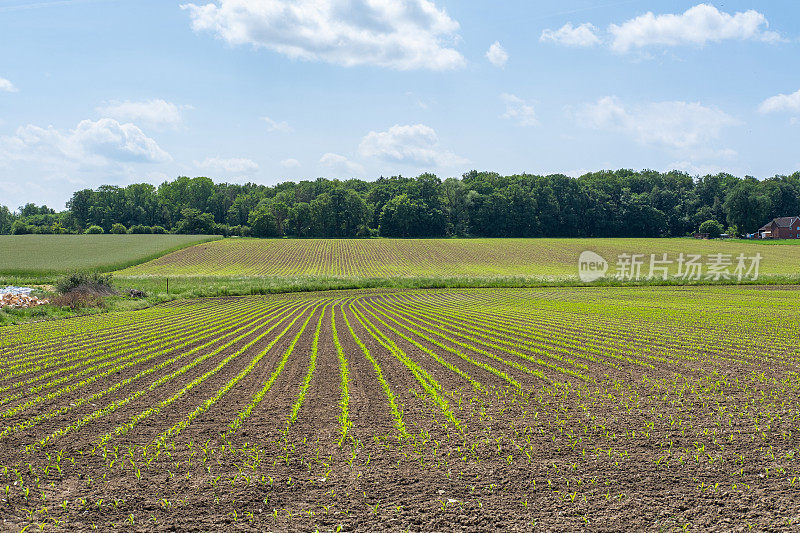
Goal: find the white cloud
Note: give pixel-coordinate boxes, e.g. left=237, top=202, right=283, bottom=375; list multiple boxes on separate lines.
left=195, top=157, right=259, bottom=173
left=501, top=94, right=538, bottom=127
left=485, top=41, right=508, bottom=67
left=320, top=152, right=364, bottom=174
left=759, top=88, right=800, bottom=115
left=540, top=23, right=600, bottom=48
left=669, top=160, right=738, bottom=177
left=280, top=158, right=300, bottom=168
left=543, top=4, right=781, bottom=53
left=182, top=0, right=465, bottom=71
left=0, top=77, right=17, bottom=93
left=262, top=116, right=292, bottom=132
left=0, top=118, right=171, bottom=208
left=609, top=4, right=782, bottom=53
left=358, top=123, right=466, bottom=167
left=96, top=99, right=187, bottom=129
left=0, top=118, right=171, bottom=165
left=575, top=96, right=740, bottom=155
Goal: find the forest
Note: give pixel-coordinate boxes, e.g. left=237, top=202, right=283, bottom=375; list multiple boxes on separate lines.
left=1, top=169, right=799, bottom=238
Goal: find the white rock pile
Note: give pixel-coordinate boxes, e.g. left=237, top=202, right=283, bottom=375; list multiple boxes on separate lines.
left=0, top=286, right=50, bottom=309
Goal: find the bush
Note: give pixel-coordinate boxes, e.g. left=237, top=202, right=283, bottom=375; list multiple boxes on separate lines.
left=128, top=224, right=152, bottom=234
left=51, top=292, right=107, bottom=310
left=85, top=225, right=104, bottom=234
left=34, top=224, right=54, bottom=234
left=110, top=223, right=127, bottom=234
left=50, top=222, right=67, bottom=234
left=699, top=219, right=724, bottom=239
left=227, top=225, right=251, bottom=237
left=213, top=223, right=232, bottom=237
left=151, top=225, right=167, bottom=234
left=11, top=221, right=33, bottom=235
left=55, top=272, right=116, bottom=296
left=357, top=225, right=379, bottom=238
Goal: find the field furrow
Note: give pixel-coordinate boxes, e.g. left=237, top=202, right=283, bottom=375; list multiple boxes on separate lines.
left=3, top=286, right=800, bottom=531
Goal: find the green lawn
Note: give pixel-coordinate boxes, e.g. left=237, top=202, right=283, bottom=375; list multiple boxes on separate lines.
left=0, top=234, right=222, bottom=276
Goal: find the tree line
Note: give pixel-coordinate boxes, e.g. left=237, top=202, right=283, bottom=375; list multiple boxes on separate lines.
left=2, top=169, right=799, bottom=238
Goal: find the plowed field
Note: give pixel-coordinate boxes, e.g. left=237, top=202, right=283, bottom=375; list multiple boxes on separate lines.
left=1, top=286, right=799, bottom=531
left=116, top=237, right=800, bottom=278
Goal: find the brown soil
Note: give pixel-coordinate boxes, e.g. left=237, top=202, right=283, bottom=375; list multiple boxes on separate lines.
left=0, top=290, right=798, bottom=532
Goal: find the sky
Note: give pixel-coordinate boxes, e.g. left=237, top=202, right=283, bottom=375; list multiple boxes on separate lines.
left=0, top=0, right=799, bottom=210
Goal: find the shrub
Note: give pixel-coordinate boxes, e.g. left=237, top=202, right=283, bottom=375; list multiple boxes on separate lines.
left=34, top=224, right=54, bottom=234
left=85, top=225, right=104, bottom=234
left=51, top=291, right=107, bottom=310
left=228, top=225, right=250, bottom=237
left=213, top=223, right=232, bottom=237
left=110, top=223, right=127, bottom=234
left=128, top=224, right=152, bottom=234
left=50, top=222, right=67, bottom=234
left=699, top=219, right=724, bottom=239
left=151, top=225, right=167, bottom=234
left=55, top=272, right=116, bottom=296
left=11, top=221, right=33, bottom=235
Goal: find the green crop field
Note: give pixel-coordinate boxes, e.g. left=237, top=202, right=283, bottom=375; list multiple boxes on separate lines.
left=117, top=237, right=800, bottom=280
left=2, top=285, right=800, bottom=530
left=0, top=234, right=222, bottom=276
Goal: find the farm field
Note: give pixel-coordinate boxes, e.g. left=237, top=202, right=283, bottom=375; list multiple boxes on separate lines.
left=1, top=286, right=799, bottom=530
left=117, top=237, right=800, bottom=280
left=0, top=235, right=221, bottom=276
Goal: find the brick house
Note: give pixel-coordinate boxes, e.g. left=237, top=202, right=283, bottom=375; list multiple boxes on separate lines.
left=758, top=216, right=800, bottom=239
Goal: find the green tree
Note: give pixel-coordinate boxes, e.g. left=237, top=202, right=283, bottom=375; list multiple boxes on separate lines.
left=0, top=205, right=15, bottom=234
left=248, top=205, right=279, bottom=237
left=699, top=219, right=724, bottom=238
left=67, top=189, right=94, bottom=230
left=270, top=201, right=289, bottom=236
left=379, top=195, right=419, bottom=237
left=226, top=191, right=262, bottom=226
left=440, top=178, right=471, bottom=236
left=174, top=208, right=215, bottom=234
left=287, top=202, right=313, bottom=237
left=723, top=180, right=771, bottom=233
left=310, top=188, right=369, bottom=237
left=11, top=220, right=33, bottom=234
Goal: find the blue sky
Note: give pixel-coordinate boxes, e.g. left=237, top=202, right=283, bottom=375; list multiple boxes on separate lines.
left=0, top=0, right=798, bottom=209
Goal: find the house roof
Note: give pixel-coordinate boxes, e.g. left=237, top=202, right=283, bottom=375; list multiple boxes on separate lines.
left=759, top=216, right=800, bottom=231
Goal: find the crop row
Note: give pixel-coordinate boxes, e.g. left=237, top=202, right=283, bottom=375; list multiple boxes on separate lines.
left=2, top=287, right=800, bottom=530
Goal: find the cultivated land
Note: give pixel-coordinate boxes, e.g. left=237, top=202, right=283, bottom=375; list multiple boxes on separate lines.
left=0, top=234, right=221, bottom=276
left=118, top=237, right=800, bottom=279
left=1, top=286, right=799, bottom=530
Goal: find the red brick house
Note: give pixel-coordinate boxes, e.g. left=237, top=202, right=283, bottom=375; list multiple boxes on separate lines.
left=758, top=216, right=800, bottom=239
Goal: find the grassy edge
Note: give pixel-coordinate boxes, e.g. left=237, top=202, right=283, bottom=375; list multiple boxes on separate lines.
left=111, top=273, right=800, bottom=297
left=3, top=273, right=799, bottom=327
